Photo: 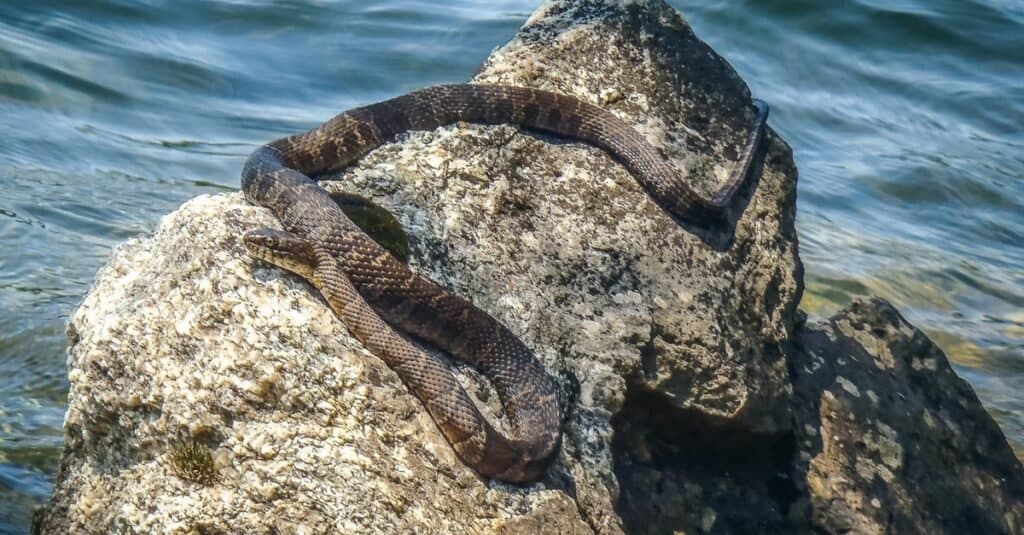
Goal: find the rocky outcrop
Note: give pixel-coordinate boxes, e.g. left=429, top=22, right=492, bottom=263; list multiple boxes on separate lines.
left=613, top=298, right=1024, bottom=534
left=34, top=0, right=1023, bottom=534
left=787, top=298, right=1024, bottom=534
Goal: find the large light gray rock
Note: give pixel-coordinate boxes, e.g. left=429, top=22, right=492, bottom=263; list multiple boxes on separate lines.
left=39, top=191, right=601, bottom=533
left=37, top=1, right=800, bottom=533
left=51, top=0, right=1024, bottom=533
left=35, top=0, right=1024, bottom=533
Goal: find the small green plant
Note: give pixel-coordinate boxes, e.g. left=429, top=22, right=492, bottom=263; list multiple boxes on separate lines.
left=171, top=440, right=218, bottom=485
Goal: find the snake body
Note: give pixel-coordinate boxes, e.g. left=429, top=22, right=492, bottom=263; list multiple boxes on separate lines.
left=241, top=84, right=768, bottom=483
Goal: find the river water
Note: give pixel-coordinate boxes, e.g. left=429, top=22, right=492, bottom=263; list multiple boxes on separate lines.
left=1, top=0, right=1021, bottom=531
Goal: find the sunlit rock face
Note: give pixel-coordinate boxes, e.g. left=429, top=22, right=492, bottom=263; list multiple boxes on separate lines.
left=36, top=1, right=1021, bottom=534
left=786, top=298, right=1024, bottom=534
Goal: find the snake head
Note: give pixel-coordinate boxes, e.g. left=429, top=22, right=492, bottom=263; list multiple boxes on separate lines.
left=243, top=228, right=319, bottom=280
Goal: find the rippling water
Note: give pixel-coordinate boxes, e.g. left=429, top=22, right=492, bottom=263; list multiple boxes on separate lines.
left=1, top=0, right=1021, bottom=531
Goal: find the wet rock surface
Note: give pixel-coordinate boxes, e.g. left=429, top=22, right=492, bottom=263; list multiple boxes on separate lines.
left=34, top=0, right=1023, bottom=533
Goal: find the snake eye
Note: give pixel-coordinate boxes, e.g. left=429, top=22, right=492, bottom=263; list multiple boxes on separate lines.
left=242, top=228, right=319, bottom=280
left=242, top=229, right=278, bottom=255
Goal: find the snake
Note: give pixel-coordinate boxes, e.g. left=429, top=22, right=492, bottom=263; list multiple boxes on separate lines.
left=240, top=84, right=769, bottom=483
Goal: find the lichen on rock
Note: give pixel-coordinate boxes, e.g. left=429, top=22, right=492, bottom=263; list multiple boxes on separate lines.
left=788, top=298, right=1024, bottom=534
left=612, top=298, right=1024, bottom=534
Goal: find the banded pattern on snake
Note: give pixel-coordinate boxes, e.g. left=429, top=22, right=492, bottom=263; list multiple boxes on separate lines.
left=241, top=84, right=768, bottom=483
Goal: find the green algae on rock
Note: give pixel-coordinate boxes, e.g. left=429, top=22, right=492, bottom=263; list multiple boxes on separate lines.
left=170, top=440, right=218, bottom=486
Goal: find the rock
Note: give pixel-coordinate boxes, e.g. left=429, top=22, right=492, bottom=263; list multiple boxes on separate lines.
left=36, top=0, right=800, bottom=532
left=38, top=194, right=595, bottom=534
left=340, top=0, right=802, bottom=438
left=611, top=298, right=1024, bottom=534
left=35, top=0, right=1024, bottom=533
left=788, top=298, right=1024, bottom=534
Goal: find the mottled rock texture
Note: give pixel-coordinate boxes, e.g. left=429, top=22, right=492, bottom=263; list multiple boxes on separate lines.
left=34, top=0, right=1024, bottom=534
left=788, top=298, right=1024, bottom=534
left=613, top=298, right=1024, bottom=534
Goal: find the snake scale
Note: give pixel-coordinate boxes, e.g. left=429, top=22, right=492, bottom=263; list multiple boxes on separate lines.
left=241, top=84, right=769, bottom=483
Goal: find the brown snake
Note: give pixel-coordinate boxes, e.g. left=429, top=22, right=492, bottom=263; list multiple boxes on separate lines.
left=240, top=84, right=768, bottom=483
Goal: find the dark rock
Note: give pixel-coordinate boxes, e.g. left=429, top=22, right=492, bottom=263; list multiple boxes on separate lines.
left=611, top=297, right=1024, bottom=534
left=613, top=385, right=799, bottom=534
left=788, top=297, right=1024, bottom=534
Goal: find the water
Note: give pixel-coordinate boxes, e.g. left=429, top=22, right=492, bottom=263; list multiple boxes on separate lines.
left=0, top=0, right=1021, bottom=531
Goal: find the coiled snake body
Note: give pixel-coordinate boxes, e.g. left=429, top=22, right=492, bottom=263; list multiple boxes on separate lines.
left=241, top=84, right=768, bottom=483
